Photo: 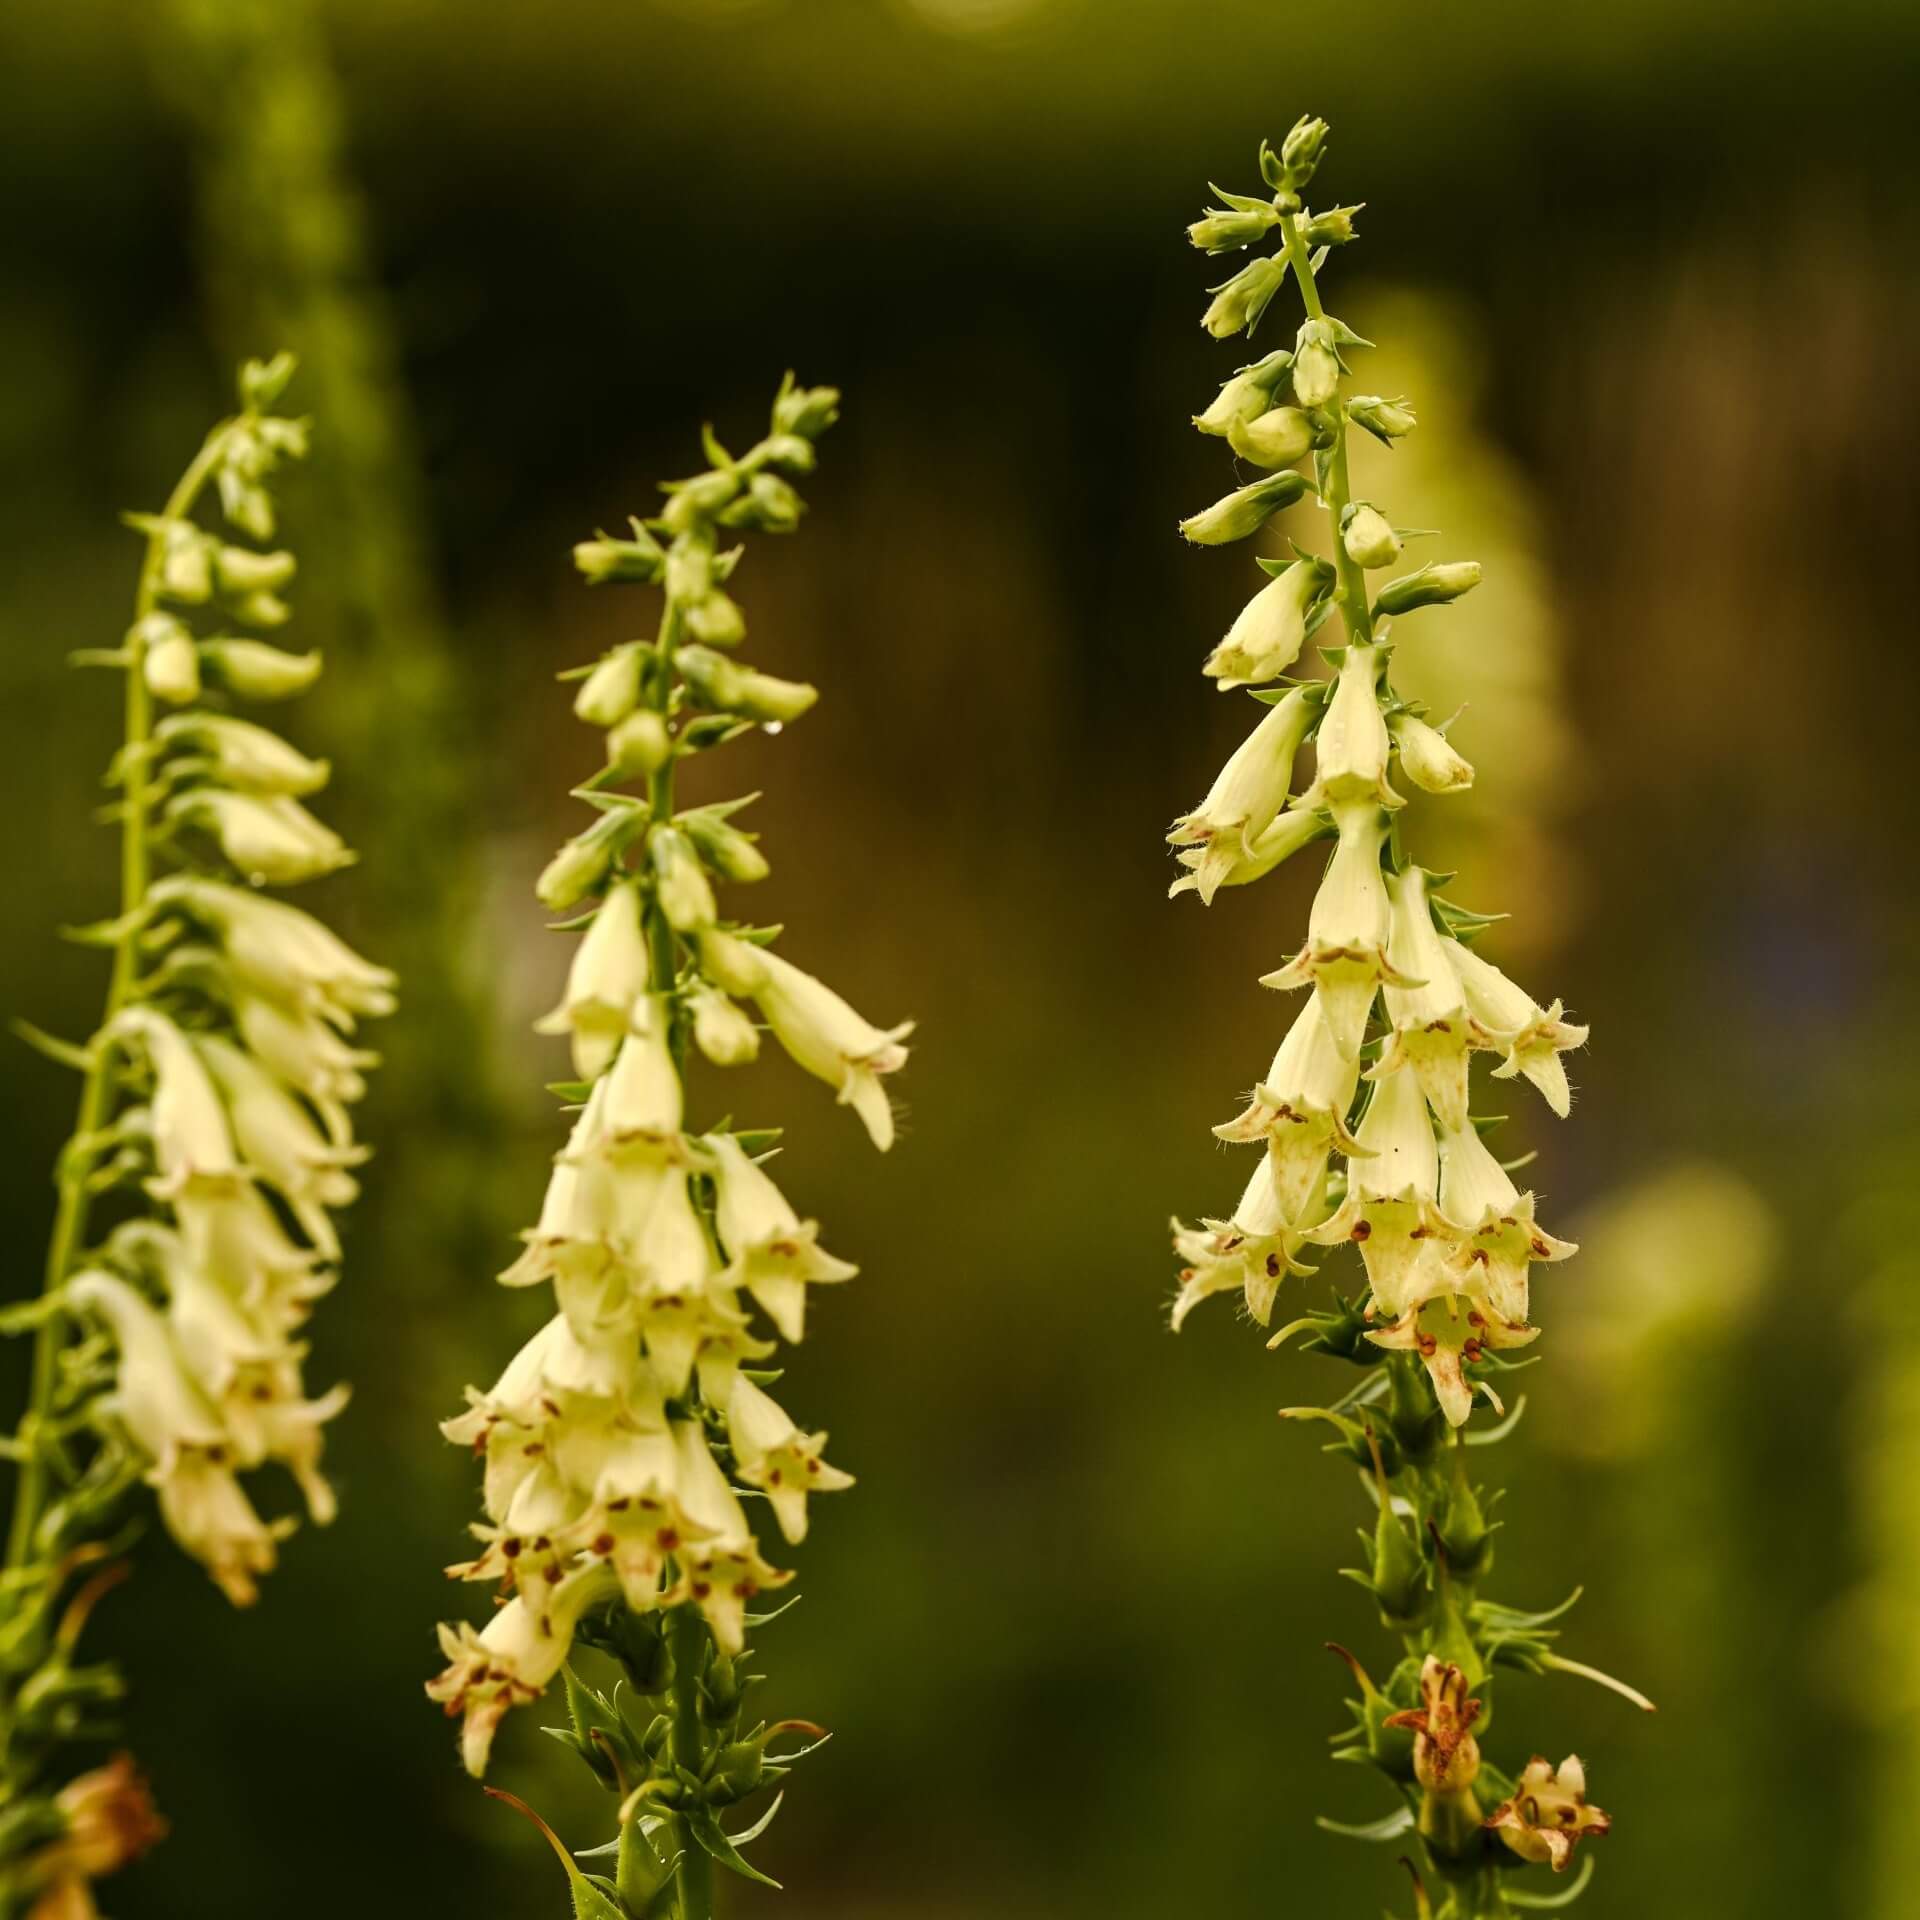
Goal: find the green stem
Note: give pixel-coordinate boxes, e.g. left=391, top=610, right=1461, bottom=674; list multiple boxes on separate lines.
left=1280, top=213, right=1374, bottom=647
left=668, top=1602, right=715, bottom=1920
left=4, top=420, right=238, bottom=1574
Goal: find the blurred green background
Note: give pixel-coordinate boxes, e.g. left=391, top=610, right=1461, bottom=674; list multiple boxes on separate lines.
left=2, top=0, right=1917, bottom=1913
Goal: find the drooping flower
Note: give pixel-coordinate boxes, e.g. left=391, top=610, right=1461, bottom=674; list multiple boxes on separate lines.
left=708, top=1133, right=856, bottom=1342
left=1371, top=868, right=1484, bottom=1132
left=1170, top=1154, right=1323, bottom=1329
left=1168, top=688, right=1315, bottom=905
left=1260, top=800, right=1403, bottom=1060
left=1484, top=1755, right=1612, bottom=1871
left=1444, top=937, right=1588, bottom=1119
left=1435, top=1118, right=1576, bottom=1327
left=1202, top=559, right=1331, bottom=690
left=533, top=877, right=649, bottom=1078
left=1212, top=995, right=1361, bottom=1222
left=727, top=1375, right=854, bottom=1545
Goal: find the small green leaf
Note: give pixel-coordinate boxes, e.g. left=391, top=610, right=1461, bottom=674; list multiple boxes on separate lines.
left=1507, top=1855, right=1597, bottom=1909
left=484, top=1789, right=633, bottom=1919
left=1315, top=1805, right=1413, bottom=1842
left=686, top=1805, right=781, bottom=1887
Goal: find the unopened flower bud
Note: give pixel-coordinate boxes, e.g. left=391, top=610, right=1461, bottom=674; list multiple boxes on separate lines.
left=1178, top=471, right=1311, bottom=546
left=661, top=469, right=743, bottom=534
left=1393, top=715, right=1474, bottom=794
left=1202, top=556, right=1331, bottom=688
left=1291, top=320, right=1343, bottom=407
left=1226, top=404, right=1314, bottom=469
left=1201, top=256, right=1287, bottom=339
left=771, top=377, right=840, bottom=439
left=1342, top=502, right=1402, bottom=570
left=1187, top=197, right=1282, bottom=253
left=239, top=351, right=297, bottom=409
left=196, top=639, right=323, bottom=701
left=1375, top=562, right=1482, bottom=616
left=1193, top=351, right=1294, bottom=436
left=686, top=591, right=746, bottom=647
left=1280, top=114, right=1329, bottom=186
left=573, top=645, right=644, bottom=727
left=536, top=809, right=636, bottom=912
left=1347, top=394, right=1417, bottom=442
left=725, top=471, right=804, bottom=532
left=1304, top=203, right=1361, bottom=246
left=680, top=807, right=769, bottom=883
left=676, top=645, right=818, bottom=725
left=214, top=545, right=297, bottom=595
left=650, top=825, right=716, bottom=931
left=137, top=617, right=200, bottom=705
left=689, top=983, right=759, bottom=1065
left=574, top=524, right=665, bottom=584
left=606, top=708, right=672, bottom=779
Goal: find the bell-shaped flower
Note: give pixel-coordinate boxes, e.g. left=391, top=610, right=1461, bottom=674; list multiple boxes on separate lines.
left=1435, top=1121, right=1576, bottom=1326
left=1300, top=643, right=1400, bottom=810
left=1367, top=1283, right=1537, bottom=1427
left=1485, top=1755, right=1612, bottom=1871
left=744, top=949, right=913, bottom=1152
left=1169, top=802, right=1327, bottom=899
left=1444, top=937, right=1589, bottom=1119
left=67, top=1272, right=283, bottom=1603
left=1202, top=560, right=1330, bottom=691
left=501, top=1080, right=624, bottom=1303
left=1167, top=688, right=1314, bottom=905
left=1261, top=801, right=1404, bottom=1060
left=233, top=987, right=378, bottom=1130
left=428, top=1559, right=620, bottom=1777
left=129, top=1222, right=286, bottom=1403
left=533, top=879, right=649, bottom=1079
left=1170, top=1154, right=1323, bottom=1329
left=587, top=1001, right=686, bottom=1163
left=166, top=790, right=352, bottom=886
left=728, top=1375, right=853, bottom=1545
left=708, top=1133, right=855, bottom=1342
left=1306, top=1065, right=1449, bottom=1316
left=151, top=876, right=395, bottom=1025
left=688, top=982, right=760, bottom=1066
left=650, top=825, right=716, bottom=932
left=1371, top=869, right=1484, bottom=1132
left=173, top=1181, right=332, bottom=1344
left=215, top=1355, right=349, bottom=1526
left=195, top=1035, right=363, bottom=1256
left=112, top=1011, right=241, bottom=1204
left=1212, top=996, right=1361, bottom=1222
left=664, top=1421, right=793, bottom=1655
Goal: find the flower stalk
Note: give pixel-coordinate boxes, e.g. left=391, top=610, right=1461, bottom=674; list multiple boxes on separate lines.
left=1169, top=121, right=1645, bottom=1917
left=1, top=356, right=391, bottom=1915
left=430, top=377, right=905, bottom=1918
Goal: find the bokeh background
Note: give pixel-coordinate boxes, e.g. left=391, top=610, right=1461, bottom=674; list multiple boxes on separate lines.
left=2, top=0, right=1917, bottom=1913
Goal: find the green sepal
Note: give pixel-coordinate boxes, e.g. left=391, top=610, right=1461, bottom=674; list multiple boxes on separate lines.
left=685, top=1804, right=781, bottom=1887
left=484, top=1788, right=636, bottom=1919
left=10, top=1021, right=96, bottom=1074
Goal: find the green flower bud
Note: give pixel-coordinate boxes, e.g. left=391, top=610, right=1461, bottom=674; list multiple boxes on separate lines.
left=1201, top=256, right=1287, bottom=340
left=723, top=470, right=805, bottom=534
left=135, top=615, right=200, bottom=706
left=771, top=377, right=840, bottom=439
left=1341, top=501, right=1402, bottom=570
left=1369, top=1482, right=1428, bottom=1629
left=573, top=644, right=644, bottom=727
left=676, top=645, right=818, bottom=725
left=1291, top=320, right=1343, bottom=407
left=689, top=982, right=759, bottom=1065
left=1178, top=471, right=1311, bottom=546
left=1281, top=115, right=1329, bottom=185
left=1226, top=404, right=1314, bottom=469
left=1187, top=195, right=1282, bottom=253
left=650, top=825, right=717, bottom=931
left=606, top=708, right=672, bottom=779
left=1393, top=715, right=1474, bottom=795
left=214, top=545, right=297, bottom=595
left=239, top=351, right=297, bottom=409
left=574, top=523, right=665, bottom=585
left=759, top=432, right=817, bottom=474
left=536, top=808, right=636, bottom=912
left=661, top=469, right=743, bottom=533
left=1374, top=561, right=1482, bottom=616
left=686, top=590, right=746, bottom=647
left=665, top=543, right=713, bottom=606
left=1347, top=394, right=1417, bottom=443
left=1192, top=351, right=1293, bottom=436
left=704, top=1741, right=764, bottom=1805
left=679, top=807, right=769, bottom=884
left=196, top=638, right=323, bottom=700
left=1435, top=1453, right=1494, bottom=1580
left=1304, top=203, right=1361, bottom=246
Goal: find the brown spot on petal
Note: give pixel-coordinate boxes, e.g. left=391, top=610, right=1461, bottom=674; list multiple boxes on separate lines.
left=1351, top=1219, right=1373, bottom=1242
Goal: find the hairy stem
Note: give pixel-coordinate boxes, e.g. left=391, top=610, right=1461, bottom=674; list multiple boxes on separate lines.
left=668, top=1602, right=715, bottom=1920
left=5, top=421, right=237, bottom=1573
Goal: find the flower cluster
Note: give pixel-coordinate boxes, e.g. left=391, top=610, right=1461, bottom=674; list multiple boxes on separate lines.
left=1, top=357, right=389, bottom=1915
left=1167, top=122, right=1641, bottom=1912
left=429, top=377, right=905, bottom=1916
